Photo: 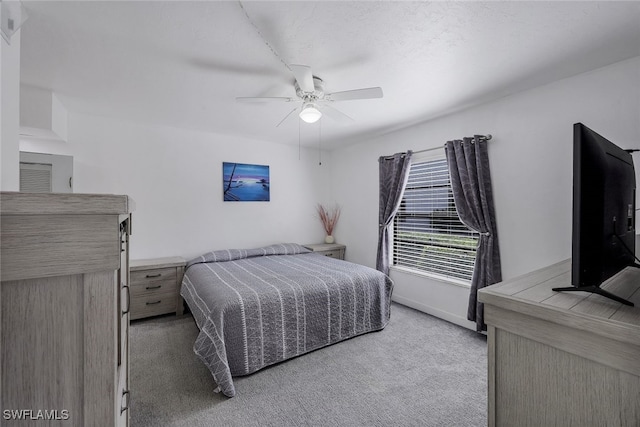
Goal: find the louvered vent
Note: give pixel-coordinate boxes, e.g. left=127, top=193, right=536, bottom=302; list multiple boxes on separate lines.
left=20, top=162, right=52, bottom=193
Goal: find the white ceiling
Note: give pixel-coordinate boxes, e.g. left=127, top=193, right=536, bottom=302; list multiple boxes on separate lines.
left=18, top=1, right=640, bottom=149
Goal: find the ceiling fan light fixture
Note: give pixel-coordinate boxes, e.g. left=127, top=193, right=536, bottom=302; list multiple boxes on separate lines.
left=299, top=103, right=322, bottom=123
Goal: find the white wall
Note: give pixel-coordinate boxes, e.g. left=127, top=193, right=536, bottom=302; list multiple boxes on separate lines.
left=22, top=113, right=333, bottom=260
left=331, top=56, right=640, bottom=329
left=1, top=30, right=20, bottom=190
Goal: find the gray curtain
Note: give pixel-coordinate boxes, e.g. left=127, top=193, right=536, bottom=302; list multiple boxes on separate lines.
left=376, top=151, right=412, bottom=275
left=445, top=137, right=501, bottom=332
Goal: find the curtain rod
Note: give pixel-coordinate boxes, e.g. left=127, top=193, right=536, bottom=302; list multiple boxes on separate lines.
left=382, top=134, right=493, bottom=160
left=412, top=134, right=492, bottom=155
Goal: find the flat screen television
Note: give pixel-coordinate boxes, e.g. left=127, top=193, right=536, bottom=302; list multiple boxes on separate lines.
left=552, top=123, right=637, bottom=306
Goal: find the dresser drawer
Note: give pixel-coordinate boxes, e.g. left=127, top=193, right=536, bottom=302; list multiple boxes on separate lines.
left=130, top=290, right=177, bottom=320
left=130, top=267, right=177, bottom=297
left=117, top=331, right=129, bottom=426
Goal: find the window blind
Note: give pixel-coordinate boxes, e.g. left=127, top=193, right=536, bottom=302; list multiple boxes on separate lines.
left=393, top=157, right=479, bottom=282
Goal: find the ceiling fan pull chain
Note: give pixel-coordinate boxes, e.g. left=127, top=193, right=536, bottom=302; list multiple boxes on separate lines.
left=318, top=120, right=322, bottom=166
left=299, top=116, right=301, bottom=161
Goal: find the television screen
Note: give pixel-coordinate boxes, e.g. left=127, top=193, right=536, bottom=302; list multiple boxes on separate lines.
left=552, top=123, right=636, bottom=306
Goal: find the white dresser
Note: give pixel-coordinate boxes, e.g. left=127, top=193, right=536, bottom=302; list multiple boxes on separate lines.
left=0, top=192, right=133, bottom=426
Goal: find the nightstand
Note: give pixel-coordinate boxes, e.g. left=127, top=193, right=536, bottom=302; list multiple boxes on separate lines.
left=130, top=256, right=186, bottom=320
left=303, top=243, right=346, bottom=260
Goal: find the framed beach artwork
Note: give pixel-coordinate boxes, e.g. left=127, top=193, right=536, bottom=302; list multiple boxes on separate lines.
left=223, top=162, right=270, bottom=202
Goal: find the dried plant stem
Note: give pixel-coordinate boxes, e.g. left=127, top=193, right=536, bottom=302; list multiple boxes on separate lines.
left=317, top=204, right=341, bottom=236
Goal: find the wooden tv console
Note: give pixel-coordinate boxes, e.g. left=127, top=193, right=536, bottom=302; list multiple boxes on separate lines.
left=479, top=260, right=640, bottom=426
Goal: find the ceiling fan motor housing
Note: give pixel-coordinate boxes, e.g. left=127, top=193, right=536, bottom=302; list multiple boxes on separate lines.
left=295, top=76, right=325, bottom=101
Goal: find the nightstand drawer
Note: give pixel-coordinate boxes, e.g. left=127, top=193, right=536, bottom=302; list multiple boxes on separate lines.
left=130, top=267, right=177, bottom=297
left=315, top=249, right=345, bottom=259
left=130, top=291, right=177, bottom=320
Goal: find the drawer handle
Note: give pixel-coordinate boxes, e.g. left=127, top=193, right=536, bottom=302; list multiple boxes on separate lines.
left=325, top=253, right=333, bottom=257
left=146, top=273, right=162, bottom=278
left=146, top=285, right=162, bottom=290
left=146, top=300, right=162, bottom=305
left=120, top=390, right=130, bottom=414
left=122, top=285, right=130, bottom=316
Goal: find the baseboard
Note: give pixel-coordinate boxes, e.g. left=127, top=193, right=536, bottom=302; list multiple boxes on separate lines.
left=392, top=295, right=476, bottom=331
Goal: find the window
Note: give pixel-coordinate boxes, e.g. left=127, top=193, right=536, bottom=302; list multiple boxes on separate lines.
left=393, top=155, right=479, bottom=282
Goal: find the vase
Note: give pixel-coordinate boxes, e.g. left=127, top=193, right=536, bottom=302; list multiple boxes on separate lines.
left=325, top=235, right=335, bottom=244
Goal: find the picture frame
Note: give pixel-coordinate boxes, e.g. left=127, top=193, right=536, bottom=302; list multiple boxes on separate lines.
left=222, top=162, right=270, bottom=202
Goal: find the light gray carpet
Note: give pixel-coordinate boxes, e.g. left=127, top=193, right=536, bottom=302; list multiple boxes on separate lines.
left=130, top=302, right=487, bottom=427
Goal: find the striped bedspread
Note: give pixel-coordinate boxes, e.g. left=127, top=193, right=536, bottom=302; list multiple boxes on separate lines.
left=181, top=243, right=393, bottom=397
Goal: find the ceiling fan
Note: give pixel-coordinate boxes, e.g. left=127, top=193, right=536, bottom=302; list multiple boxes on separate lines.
left=236, top=65, right=383, bottom=127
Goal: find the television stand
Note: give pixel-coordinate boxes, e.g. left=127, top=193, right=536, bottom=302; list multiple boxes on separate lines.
left=552, top=262, right=640, bottom=306
left=551, top=285, right=634, bottom=306
left=479, top=260, right=640, bottom=426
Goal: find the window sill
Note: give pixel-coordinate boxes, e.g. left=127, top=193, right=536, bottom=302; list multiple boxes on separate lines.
left=390, top=265, right=472, bottom=289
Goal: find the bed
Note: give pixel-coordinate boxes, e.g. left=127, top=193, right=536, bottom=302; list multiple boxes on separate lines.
left=180, top=243, right=393, bottom=397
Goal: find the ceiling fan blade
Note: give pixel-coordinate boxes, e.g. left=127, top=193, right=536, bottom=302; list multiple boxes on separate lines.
left=236, top=97, right=295, bottom=103
left=276, top=107, right=299, bottom=128
left=290, top=64, right=315, bottom=93
left=318, top=103, right=354, bottom=124
left=325, top=87, right=383, bottom=101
